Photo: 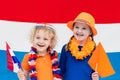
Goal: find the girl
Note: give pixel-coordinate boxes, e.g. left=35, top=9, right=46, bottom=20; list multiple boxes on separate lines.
left=59, top=12, right=99, bottom=80
left=17, top=24, right=62, bottom=80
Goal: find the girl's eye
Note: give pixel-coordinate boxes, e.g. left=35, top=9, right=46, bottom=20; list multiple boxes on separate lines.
left=74, top=26, right=79, bottom=29
left=82, top=27, right=86, bottom=30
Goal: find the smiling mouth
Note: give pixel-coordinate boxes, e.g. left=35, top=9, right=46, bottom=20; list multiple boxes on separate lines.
left=37, top=44, right=45, bottom=47
left=76, top=33, right=84, bottom=36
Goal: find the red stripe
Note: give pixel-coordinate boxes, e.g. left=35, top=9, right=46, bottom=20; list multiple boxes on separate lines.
left=29, top=54, right=37, bottom=59
left=51, top=56, right=57, bottom=60
left=6, top=42, right=14, bottom=71
left=53, top=65, right=59, bottom=69
left=54, top=74, right=62, bottom=78
left=0, top=0, right=120, bottom=23
left=29, top=65, right=36, bottom=69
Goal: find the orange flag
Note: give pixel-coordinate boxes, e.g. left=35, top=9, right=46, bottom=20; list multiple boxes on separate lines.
left=88, top=42, right=115, bottom=78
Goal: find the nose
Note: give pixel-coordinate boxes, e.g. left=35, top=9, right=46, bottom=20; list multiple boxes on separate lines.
left=77, top=28, right=82, bottom=33
left=38, top=39, right=44, bottom=43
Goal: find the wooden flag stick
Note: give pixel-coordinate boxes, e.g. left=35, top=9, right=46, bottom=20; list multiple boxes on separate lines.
left=95, top=63, right=98, bottom=72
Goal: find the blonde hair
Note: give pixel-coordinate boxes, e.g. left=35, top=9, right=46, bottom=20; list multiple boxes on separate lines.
left=30, top=24, right=57, bottom=49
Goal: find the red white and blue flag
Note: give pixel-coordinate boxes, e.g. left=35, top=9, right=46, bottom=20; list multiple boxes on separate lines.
left=0, top=0, right=120, bottom=79
left=6, top=42, right=21, bottom=73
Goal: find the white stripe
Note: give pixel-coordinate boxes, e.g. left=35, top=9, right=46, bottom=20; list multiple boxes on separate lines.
left=13, top=63, right=20, bottom=73
left=9, top=49, right=15, bottom=56
left=53, top=68, right=60, bottom=71
left=0, top=20, right=120, bottom=52
left=52, top=58, right=58, bottom=63
left=54, top=77, right=62, bottom=80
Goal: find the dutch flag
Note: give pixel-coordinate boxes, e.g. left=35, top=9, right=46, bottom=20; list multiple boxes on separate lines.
left=6, top=42, right=21, bottom=73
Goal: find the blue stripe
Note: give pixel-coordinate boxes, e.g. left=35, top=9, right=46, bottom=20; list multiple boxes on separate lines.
left=12, top=56, right=20, bottom=63
left=12, top=56, right=21, bottom=69
left=0, top=50, right=120, bottom=80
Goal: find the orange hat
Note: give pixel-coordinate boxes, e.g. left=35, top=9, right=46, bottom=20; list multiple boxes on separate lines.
left=67, top=12, right=97, bottom=36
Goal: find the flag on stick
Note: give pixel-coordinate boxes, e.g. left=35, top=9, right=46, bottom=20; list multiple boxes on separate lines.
left=6, top=42, right=21, bottom=73
left=88, top=42, right=115, bottom=78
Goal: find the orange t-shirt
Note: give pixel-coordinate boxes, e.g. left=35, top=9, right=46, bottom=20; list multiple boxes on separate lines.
left=22, top=53, right=53, bottom=80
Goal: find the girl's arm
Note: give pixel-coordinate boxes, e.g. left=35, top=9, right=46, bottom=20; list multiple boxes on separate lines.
left=59, top=45, right=67, bottom=76
left=92, top=71, right=99, bottom=80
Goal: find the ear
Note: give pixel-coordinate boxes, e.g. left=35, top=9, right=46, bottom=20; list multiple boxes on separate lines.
left=89, top=31, right=93, bottom=35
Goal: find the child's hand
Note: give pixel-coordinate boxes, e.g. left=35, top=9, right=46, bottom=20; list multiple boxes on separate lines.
left=92, top=72, right=99, bottom=80
left=17, top=69, right=26, bottom=80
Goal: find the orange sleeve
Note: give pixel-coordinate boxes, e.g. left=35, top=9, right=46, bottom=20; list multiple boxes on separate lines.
left=21, top=54, right=30, bottom=72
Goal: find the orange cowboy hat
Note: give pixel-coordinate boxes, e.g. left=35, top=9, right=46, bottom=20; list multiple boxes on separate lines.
left=67, top=12, right=97, bottom=36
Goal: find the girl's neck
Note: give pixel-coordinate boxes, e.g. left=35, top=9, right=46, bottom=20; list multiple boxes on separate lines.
left=79, top=39, right=87, bottom=46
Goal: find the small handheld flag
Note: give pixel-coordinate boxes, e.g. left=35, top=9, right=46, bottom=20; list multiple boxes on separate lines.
left=88, top=42, right=115, bottom=78
left=6, top=42, right=21, bottom=73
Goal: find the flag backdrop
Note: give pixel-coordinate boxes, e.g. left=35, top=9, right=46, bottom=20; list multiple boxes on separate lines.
left=0, top=0, right=120, bottom=80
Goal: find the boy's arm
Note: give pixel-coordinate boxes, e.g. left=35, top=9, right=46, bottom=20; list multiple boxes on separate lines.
left=17, top=69, right=28, bottom=80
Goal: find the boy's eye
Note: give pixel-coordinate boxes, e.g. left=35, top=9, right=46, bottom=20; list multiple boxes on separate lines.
left=36, top=37, right=40, bottom=39
left=44, top=38, right=48, bottom=40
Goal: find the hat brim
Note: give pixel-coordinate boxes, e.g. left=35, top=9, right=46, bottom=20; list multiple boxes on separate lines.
left=67, top=21, right=97, bottom=36
left=67, top=21, right=74, bottom=30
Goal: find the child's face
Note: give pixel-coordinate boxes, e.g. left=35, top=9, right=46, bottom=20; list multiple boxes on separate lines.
left=73, top=22, right=92, bottom=44
left=32, top=30, right=52, bottom=53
